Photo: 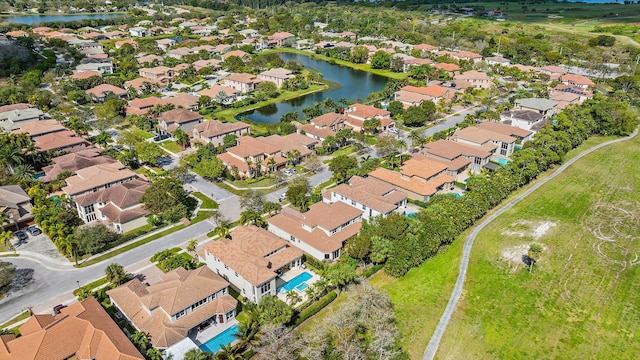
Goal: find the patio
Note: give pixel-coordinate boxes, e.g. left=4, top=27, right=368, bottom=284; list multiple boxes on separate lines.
left=275, top=267, right=320, bottom=306
left=191, top=318, right=238, bottom=346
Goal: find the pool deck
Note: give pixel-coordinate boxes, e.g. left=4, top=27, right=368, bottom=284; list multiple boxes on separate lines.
left=276, top=267, right=320, bottom=306
left=191, top=318, right=238, bottom=346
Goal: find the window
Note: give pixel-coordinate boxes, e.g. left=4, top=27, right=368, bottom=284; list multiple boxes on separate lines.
left=351, top=200, right=356, bottom=206
left=191, top=297, right=208, bottom=311
left=174, top=309, right=186, bottom=319
left=324, top=254, right=330, bottom=259
left=234, top=272, right=238, bottom=277
left=474, top=157, right=482, bottom=165
left=84, top=205, right=95, bottom=214
left=224, top=264, right=229, bottom=270
left=226, top=311, right=234, bottom=320
left=259, top=282, right=271, bottom=294
left=86, top=213, right=97, bottom=222
left=290, top=235, right=295, bottom=242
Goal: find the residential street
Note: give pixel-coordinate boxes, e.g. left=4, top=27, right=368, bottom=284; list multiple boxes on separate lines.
left=0, top=219, right=214, bottom=324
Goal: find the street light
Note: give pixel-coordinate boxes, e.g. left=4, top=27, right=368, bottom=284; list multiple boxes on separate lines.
left=76, top=280, right=80, bottom=289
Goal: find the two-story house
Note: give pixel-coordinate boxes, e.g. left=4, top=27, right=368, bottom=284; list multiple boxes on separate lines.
left=192, top=119, right=250, bottom=146
left=201, top=225, right=303, bottom=304
left=0, top=185, right=33, bottom=230
left=324, top=176, right=407, bottom=219
left=368, top=155, right=456, bottom=202
left=268, top=32, right=295, bottom=47
left=451, top=126, right=517, bottom=158
left=157, top=108, right=203, bottom=135
left=422, top=139, right=492, bottom=173
left=257, top=68, right=295, bottom=88
left=344, top=103, right=395, bottom=133
left=295, top=112, right=347, bottom=141
left=139, top=66, right=175, bottom=83
left=108, top=267, right=237, bottom=349
left=85, top=84, right=128, bottom=102
left=40, top=148, right=117, bottom=182
left=395, top=85, right=452, bottom=108
left=223, top=73, right=261, bottom=94
left=268, top=201, right=363, bottom=261
left=454, top=70, right=492, bottom=89
left=477, top=121, right=533, bottom=145
left=62, top=162, right=138, bottom=198
left=513, top=98, right=559, bottom=119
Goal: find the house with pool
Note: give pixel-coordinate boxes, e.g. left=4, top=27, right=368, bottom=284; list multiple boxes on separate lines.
left=267, top=201, right=363, bottom=261
left=200, top=225, right=305, bottom=304
left=323, top=176, right=407, bottom=220
left=107, top=266, right=237, bottom=350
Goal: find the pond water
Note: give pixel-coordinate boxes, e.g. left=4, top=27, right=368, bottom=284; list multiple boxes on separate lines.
left=4, top=13, right=124, bottom=25
left=240, top=52, right=389, bottom=124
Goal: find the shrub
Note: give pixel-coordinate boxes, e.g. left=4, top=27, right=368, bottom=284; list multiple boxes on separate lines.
left=290, top=291, right=337, bottom=327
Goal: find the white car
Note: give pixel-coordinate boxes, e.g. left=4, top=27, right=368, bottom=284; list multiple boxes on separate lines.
left=278, top=193, right=287, bottom=202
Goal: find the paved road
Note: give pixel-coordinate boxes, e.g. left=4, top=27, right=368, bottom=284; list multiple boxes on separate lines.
left=422, top=128, right=638, bottom=360
left=0, top=220, right=214, bottom=323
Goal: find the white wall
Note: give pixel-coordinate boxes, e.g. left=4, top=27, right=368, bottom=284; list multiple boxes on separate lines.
left=204, top=252, right=276, bottom=304
left=324, top=192, right=384, bottom=220
left=267, top=224, right=335, bottom=262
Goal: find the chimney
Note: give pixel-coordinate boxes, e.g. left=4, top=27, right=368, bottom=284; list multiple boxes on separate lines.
left=266, top=261, right=272, bottom=269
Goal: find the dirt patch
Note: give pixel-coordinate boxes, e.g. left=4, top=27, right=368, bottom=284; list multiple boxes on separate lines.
left=501, top=244, right=531, bottom=265
left=501, top=220, right=557, bottom=240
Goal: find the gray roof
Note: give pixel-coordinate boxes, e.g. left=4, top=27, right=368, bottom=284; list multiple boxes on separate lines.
left=500, top=110, right=543, bottom=124
left=515, top=98, right=558, bottom=112
left=0, top=185, right=30, bottom=208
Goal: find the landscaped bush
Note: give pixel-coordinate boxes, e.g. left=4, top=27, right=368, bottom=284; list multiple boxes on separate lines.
left=290, top=290, right=337, bottom=327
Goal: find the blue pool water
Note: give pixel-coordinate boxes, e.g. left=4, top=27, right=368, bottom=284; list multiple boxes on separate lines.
left=296, top=283, right=309, bottom=291
left=496, top=158, right=510, bottom=165
left=278, top=271, right=312, bottom=292
left=200, top=324, right=238, bottom=353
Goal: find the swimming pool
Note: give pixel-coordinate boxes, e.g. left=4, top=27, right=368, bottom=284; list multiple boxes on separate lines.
left=200, top=324, right=238, bottom=353
left=278, top=271, right=312, bottom=293
left=496, top=158, right=510, bottom=165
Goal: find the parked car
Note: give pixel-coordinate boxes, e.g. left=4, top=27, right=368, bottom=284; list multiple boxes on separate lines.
left=152, top=133, right=171, bottom=142
left=53, top=304, right=67, bottom=314
left=278, top=193, right=287, bottom=202
left=26, top=226, right=42, bottom=236
left=13, top=230, right=27, bottom=241
left=388, top=128, right=399, bottom=134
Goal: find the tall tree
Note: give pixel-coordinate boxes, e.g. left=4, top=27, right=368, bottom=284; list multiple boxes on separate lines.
left=105, top=263, right=128, bottom=285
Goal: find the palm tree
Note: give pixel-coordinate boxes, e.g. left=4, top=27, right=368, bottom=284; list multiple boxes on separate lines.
left=408, top=129, right=426, bottom=149
left=286, top=290, right=302, bottom=306
left=266, top=157, right=276, bottom=175
left=187, top=239, right=198, bottom=256
left=214, top=220, right=231, bottom=239
left=396, top=139, right=407, bottom=166
left=92, top=131, right=113, bottom=149
left=11, top=163, right=35, bottom=184
left=105, top=263, right=128, bottom=285
left=234, top=307, right=262, bottom=350
left=216, top=344, right=240, bottom=360
left=57, top=235, right=79, bottom=265
left=0, top=145, right=24, bottom=174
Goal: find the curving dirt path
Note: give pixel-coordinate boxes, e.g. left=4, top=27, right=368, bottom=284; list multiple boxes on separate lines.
left=422, top=128, right=639, bottom=360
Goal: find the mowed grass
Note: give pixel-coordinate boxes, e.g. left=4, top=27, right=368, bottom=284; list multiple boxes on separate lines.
left=435, top=136, right=640, bottom=359
left=370, top=135, right=620, bottom=359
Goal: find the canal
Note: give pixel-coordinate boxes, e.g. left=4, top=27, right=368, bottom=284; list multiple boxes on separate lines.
left=240, top=52, right=389, bottom=124
left=3, top=13, right=125, bottom=24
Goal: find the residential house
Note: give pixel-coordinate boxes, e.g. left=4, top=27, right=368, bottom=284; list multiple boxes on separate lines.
left=452, top=51, right=483, bottom=63
left=414, top=43, right=439, bottom=54
left=124, top=78, right=164, bottom=94
left=33, top=130, right=88, bottom=153
left=193, top=59, right=222, bottom=72
left=537, top=65, right=566, bottom=80
left=0, top=297, right=144, bottom=360
left=201, top=225, right=303, bottom=303
left=560, top=73, right=595, bottom=89
left=268, top=32, right=295, bottom=47
left=339, top=31, right=357, bottom=40
left=108, top=267, right=237, bottom=349
left=104, top=30, right=126, bottom=39
left=477, top=121, right=533, bottom=144
left=485, top=56, right=511, bottom=66
left=268, top=201, right=363, bottom=261
left=6, top=30, right=28, bottom=38
left=0, top=107, right=47, bottom=132
left=454, top=70, right=492, bottom=89
left=62, top=161, right=138, bottom=198
left=157, top=108, right=203, bottom=135
left=221, top=50, right=251, bottom=64
left=500, top=110, right=545, bottom=131
left=164, top=93, right=200, bottom=111
left=295, top=112, right=346, bottom=141
left=114, top=39, right=137, bottom=49
left=129, top=26, right=149, bottom=37
left=0, top=185, right=33, bottom=230
left=395, top=85, right=452, bottom=108
left=422, top=139, right=492, bottom=173
left=73, top=178, right=150, bottom=233
left=549, top=84, right=593, bottom=105
left=324, top=176, right=408, bottom=219
left=156, top=38, right=177, bottom=51
left=368, top=155, right=455, bottom=202
left=75, top=58, right=114, bottom=74
left=223, top=73, right=261, bottom=94
left=451, top=125, right=517, bottom=158
left=40, top=148, right=117, bottom=182
left=139, top=66, right=175, bottom=83
left=192, top=119, right=250, bottom=146
left=136, top=54, right=163, bottom=65
left=239, top=29, right=259, bottom=38
left=71, top=70, right=103, bottom=80
left=513, top=98, right=559, bottom=118
left=126, top=96, right=168, bottom=116
left=198, top=85, right=241, bottom=105
left=258, top=67, right=295, bottom=88
left=12, top=119, right=65, bottom=138
left=85, top=84, right=127, bottom=102
left=344, top=104, right=395, bottom=132
left=167, top=47, right=193, bottom=60
left=433, top=62, right=461, bottom=75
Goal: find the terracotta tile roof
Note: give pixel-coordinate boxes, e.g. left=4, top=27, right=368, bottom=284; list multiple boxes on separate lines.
left=324, top=176, right=407, bottom=214
left=140, top=65, right=173, bottom=75
left=259, top=67, right=295, bottom=79
left=193, top=59, right=222, bottom=70
left=310, top=112, right=346, bottom=128
left=136, top=54, right=164, bottom=64
left=414, top=43, right=438, bottom=51
left=269, top=32, right=294, bottom=39
left=0, top=103, right=31, bottom=113
left=560, top=73, right=594, bottom=86
left=41, top=148, right=116, bottom=182
left=423, top=139, right=492, bottom=160
left=107, top=267, right=236, bottom=349
left=0, top=297, right=144, bottom=360
left=452, top=126, right=516, bottom=145
left=433, top=63, right=460, bottom=72
left=400, top=85, right=450, bottom=98
left=71, top=70, right=103, bottom=79
left=346, top=103, right=390, bottom=119
left=455, top=70, right=490, bottom=81
left=74, top=178, right=149, bottom=207
left=368, top=167, right=454, bottom=197
left=128, top=96, right=167, bottom=109
left=63, top=162, right=137, bottom=196
left=198, top=85, right=240, bottom=98
left=512, top=64, right=536, bottom=72
left=257, top=133, right=317, bottom=155
left=12, top=119, right=66, bottom=137
left=202, top=226, right=303, bottom=286
left=33, top=130, right=88, bottom=152
left=216, top=152, right=250, bottom=172
left=0, top=185, right=30, bottom=208
left=158, top=108, right=202, bottom=125
left=296, top=123, right=335, bottom=139
left=193, top=119, right=249, bottom=139
left=477, top=121, right=533, bottom=139
left=124, top=77, right=163, bottom=91
left=538, top=65, right=566, bottom=74
left=100, top=203, right=149, bottom=223
left=229, top=136, right=280, bottom=157
left=225, top=73, right=260, bottom=84
left=222, top=50, right=249, bottom=59
left=163, top=93, right=199, bottom=109
left=85, top=84, right=127, bottom=98
left=549, top=91, right=581, bottom=103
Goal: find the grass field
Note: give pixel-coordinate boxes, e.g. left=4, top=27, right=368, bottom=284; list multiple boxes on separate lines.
left=192, top=192, right=218, bottom=209
left=368, top=135, right=621, bottom=359
left=160, top=141, right=183, bottom=154
left=431, top=135, right=640, bottom=359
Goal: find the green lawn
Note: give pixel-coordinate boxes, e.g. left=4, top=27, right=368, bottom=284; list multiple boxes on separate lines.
left=160, top=141, right=183, bottom=154
left=0, top=311, right=30, bottom=330
left=434, top=134, right=640, bottom=359
left=330, top=145, right=355, bottom=157
left=132, top=128, right=154, bottom=139
left=230, top=177, right=278, bottom=189
left=370, top=135, right=623, bottom=359
left=192, top=192, right=219, bottom=209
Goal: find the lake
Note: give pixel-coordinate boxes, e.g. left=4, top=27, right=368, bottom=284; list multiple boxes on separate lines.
left=241, top=52, right=389, bottom=124
left=3, top=13, right=124, bottom=25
